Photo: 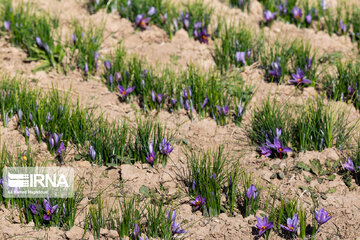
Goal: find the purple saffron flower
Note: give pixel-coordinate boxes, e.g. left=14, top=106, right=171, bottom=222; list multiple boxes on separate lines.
left=34, top=125, right=39, bottom=137
left=118, top=85, right=135, bottom=98
left=104, top=61, right=111, bottom=70
left=343, top=158, right=355, bottom=172
left=168, top=209, right=176, bottom=222
left=159, top=138, right=173, bottom=155
left=184, top=99, right=190, bottom=111
left=216, top=105, right=229, bottom=115
left=189, top=195, right=206, bottom=210
left=180, top=11, right=190, bottom=30
left=148, top=7, right=156, bottom=16
left=84, top=63, right=89, bottom=76
left=289, top=68, right=311, bottom=85
left=277, top=3, right=287, bottom=15
left=139, top=237, right=148, bottom=240
left=151, top=90, right=156, bottom=103
left=115, top=72, right=121, bottom=82
left=271, top=138, right=292, bottom=157
left=305, top=58, right=312, bottom=71
left=18, top=109, right=23, bottom=121
left=247, top=49, right=251, bottom=58
left=35, top=37, right=43, bottom=48
left=161, top=13, right=167, bottom=24
left=259, top=145, right=272, bottom=157
left=29, top=113, right=33, bottom=123
left=53, top=133, right=59, bottom=145
left=195, top=27, right=210, bottom=44
left=171, top=98, right=177, bottom=106
left=56, top=142, right=65, bottom=156
left=134, top=223, right=139, bottom=237
left=136, top=14, right=151, bottom=30
left=49, top=135, right=55, bottom=149
left=235, top=51, right=246, bottom=65
left=46, top=112, right=53, bottom=123
left=264, top=10, right=277, bottom=23
left=146, top=142, right=155, bottom=164
left=292, top=6, right=302, bottom=20
left=321, top=0, right=327, bottom=11
left=156, top=93, right=163, bottom=105
left=26, top=127, right=30, bottom=138
left=29, top=202, right=41, bottom=215
left=4, top=21, right=10, bottom=31
left=43, top=199, right=58, bottom=221
left=183, top=88, right=192, bottom=100
left=315, top=208, right=332, bottom=225
left=246, top=184, right=259, bottom=200
left=109, top=74, right=113, bottom=87
left=256, top=216, right=274, bottom=235
left=339, top=20, right=346, bottom=33
left=306, top=14, right=312, bottom=25
left=72, top=33, right=77, bottom=44
left=171, top=220, right=187, bottom=235
left=194, top=21, right=202, bottom=30
left=89, top=145, right=96, bottom=161
left=269, top=61, right=282, bottom=79
left=201, top=95, right=209, bottom=109
left=280, top=214, right=299, bottom=232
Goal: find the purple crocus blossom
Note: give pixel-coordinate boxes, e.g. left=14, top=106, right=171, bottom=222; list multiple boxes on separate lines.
left=115, top=72, right=121, bottom=82
left=171, top=219, right=187, bottom=235
left=156, top=93, right=163, bottom=105
left=343, top=158, right=355, bottom=172
left=159, top=138, right=173, bottom=155
left=237, top=104, right=243, bottom=117
left=35, top=37, right=43, bottom=48
left=146, top=142, right=155, bottom=164
left=269, top=61, right=282, bottom=79
left=136, top=14, right=151, bottom=30
left=321, top=0, right=327, bottom=11
left=161, top=13, right=167, bottom=24
left=56, top=142, right=65, bottom=156
left=49, top=135, right=55, bottom=149
left=18, top=109, right=23, bottom=121
left=315, top=208, right=332, bottom=225
left=339, top=20, right=346, bottom=33
left=201, top=95, right=209, bottom=109
left=305, top=58, right=312, bottom=71
left=289, top=68, right=311, bottom=85
left=269, top=138, right=292, bottom=157
left=183, top=87, right=192, bottom=100
left=189, top=195, right=206, bottom=210
left=259, top=145, right=272, bottom=157
left=172, top=98, right=177, bottom=106
left=104, top=61, right=111, bottom=70
left=134, top=223, right=139, bottom=237
left=292, top=6, right=302, bottom=20
left=43, top=199, right=58, bottom=221
left=84, top=63, right=89, bottom=76
left=89, top=145, right=96, bottom=161
left=4, top=21, right=10, bottom=31
left=216, top=105, right=229, bottom=115
left=109, top=74, right=113, bottom=87
left=263, top=10, right=277, bottom=23
left=148, top=7, right=156, bottom=16
left=280, top=214, right=299, bottom=232
left=29, top=201, right=41, bottom=215
left=235, top=51, right=246, bottom=65
left=256, top=216, right=274, bottom=235
left=118, top=85, right=135, bottom=97
left=306, top=14, right=312, bottom=24
left=72, top=33, right=77, bottom=44
left=180, top=11, right=190, bottom=30
left=29, top=113, right=33, bottom=123
left=34, top=125, right=39, bottom=137
left=26, top=127, right=30, bottom=138
left=195, top=27, right=210, bottom=44
left=246, top=184, right=258, bottom=200
left=151, top=90, right=156, bottom=103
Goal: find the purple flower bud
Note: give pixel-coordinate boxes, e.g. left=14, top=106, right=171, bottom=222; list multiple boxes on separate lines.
left=18, top=109, right=23, bottom=121
left=49, top=135, right=55, bottom=149
left=148, top=7, right=156, bottom=16
left=315, top=208, right=332, bottom=225
left=171, top=98, right=177, bottom=106
left=35, top=37, right=43, bottom=48
left=34, top=125, right=39, bottom=137
left=292, top=6, right=302, bottom=20
left=4, top=21, right=10, bottom=31
left=84, top=63, right=89, bottom=76
left=235, top=52, right=246, bottom=65
left=56, top=142, right=65, bottom=156
left=89, top=145, right=96, bottom=161
left=104, top=61, right=111, bottom=70
left=161, top=13, right=167, bottom=24
left=156, top=93, right=163, bottom=105
left=72, top=33, right=77, bottom=44
left=264, top=10, right=277, bottom=23
left=201, top=95, right=208, bottom=109
left=115, top=72, right=121, bottom=82
left=152, top=90, right=156, bottom=103
left=29, top=113, right=33, bottom=123
left=306, top=14, right=312, bottom=24
left=339, top=20, right=346, bottom=33
left=109, top=74, right=113, bottom=87
left=26, top=127, right=30, bottom=138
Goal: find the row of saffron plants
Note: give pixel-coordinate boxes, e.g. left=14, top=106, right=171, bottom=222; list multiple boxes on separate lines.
left=259, top=0, right=360, bottom=44
left=102, top=45, right=254, bottom=126
left=88, top=0, right=213, bottom=44
left=257, top=193, right=332, bottom=239
left=214, top=23, right=318, bottom=87
left=185, top=147, right=263, bottom=217
left=249, top=97, right=356, bottom=157
left=323, top=60, right=360, bottom=111
left=185, top=147, right=333, bottom=239
left=0, top=1, right=104, bottom=78
left=0, top=0, right=65, bottom=73
left=85, top=194, right=187, bottom=239
left=0, top=145, right=83, bottom=230
left=0, top=76, right=174, bottom=166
